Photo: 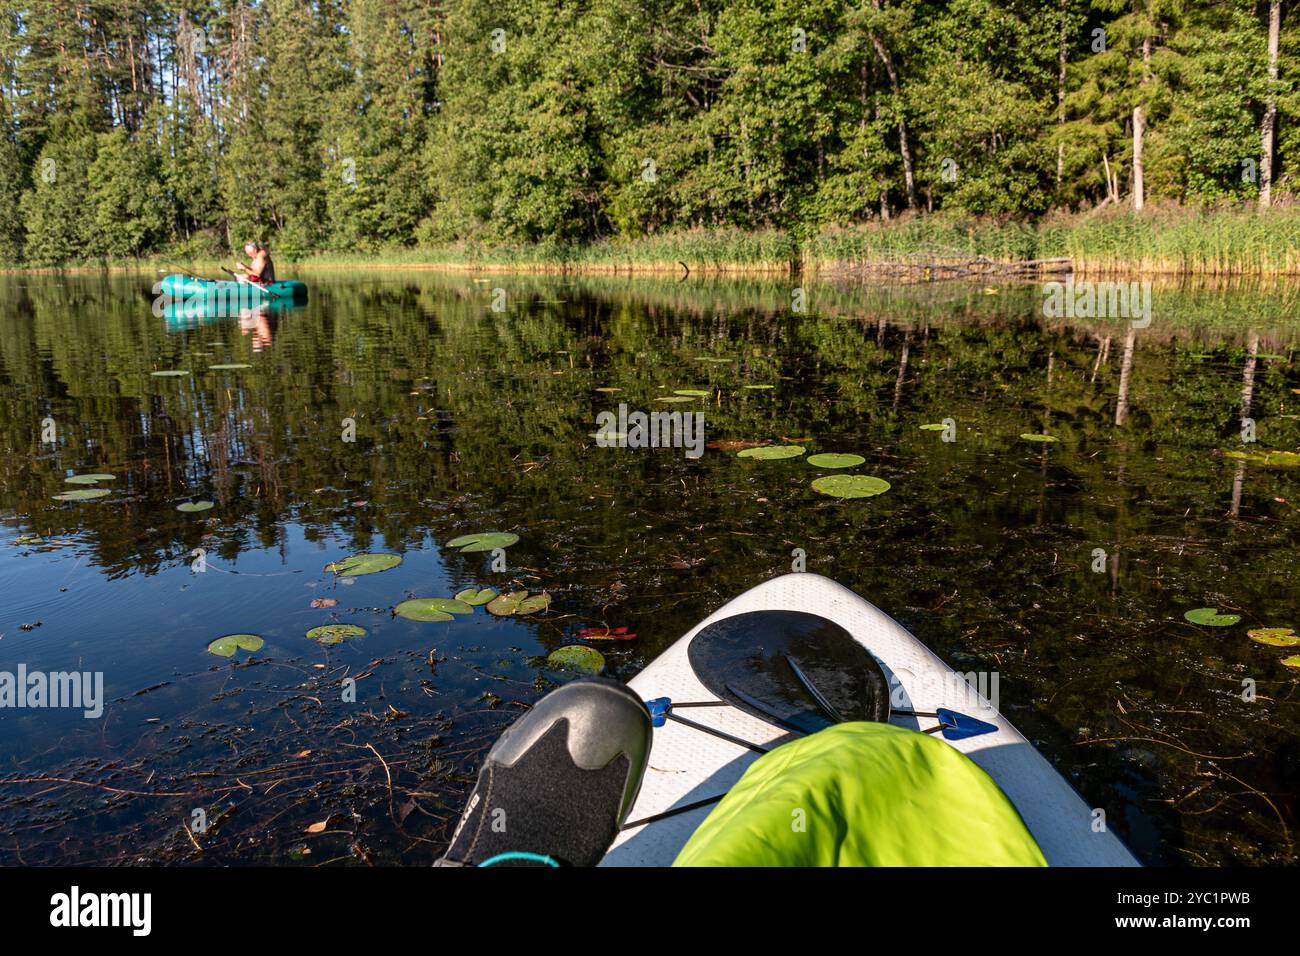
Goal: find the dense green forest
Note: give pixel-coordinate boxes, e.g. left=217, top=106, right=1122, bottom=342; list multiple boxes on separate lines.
left=0, top=1, right=1294, bottom=266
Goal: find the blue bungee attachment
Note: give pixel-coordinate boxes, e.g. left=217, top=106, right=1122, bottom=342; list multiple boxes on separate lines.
left=645, top=697, right=672, bottom=727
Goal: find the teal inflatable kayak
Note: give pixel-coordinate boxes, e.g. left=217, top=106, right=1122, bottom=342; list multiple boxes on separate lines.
left=157, top=273, right=309, bottom=304
left=601, top=574, right=1139, bottom=866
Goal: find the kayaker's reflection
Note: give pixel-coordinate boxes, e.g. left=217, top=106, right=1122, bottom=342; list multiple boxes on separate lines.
left=239, top=304, right=277, bottom=351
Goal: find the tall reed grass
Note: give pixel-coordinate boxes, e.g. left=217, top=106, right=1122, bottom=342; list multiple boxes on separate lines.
left=6, top=205, right=1297, bottom=277
left=1037, top=205, right=1300, bottom=275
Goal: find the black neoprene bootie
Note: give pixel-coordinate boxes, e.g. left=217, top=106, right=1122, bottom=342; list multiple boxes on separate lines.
left=435, top=676, right=652, bottom=867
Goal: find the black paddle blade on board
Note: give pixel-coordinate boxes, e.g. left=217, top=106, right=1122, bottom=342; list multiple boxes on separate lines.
left=687, top=610, right=891, bottom=735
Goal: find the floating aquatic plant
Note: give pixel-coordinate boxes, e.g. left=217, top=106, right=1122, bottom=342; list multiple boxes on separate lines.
left=806, top=453, right=865, bottom=469
left=324, top=553, right=402, bottom=575
left=177, top=501, right=214, bottom=513
left=306, top=624, right=367, bottom=645
left=395, top=598, right=474, bottom=622
left=1020, top=433, right=1059, bottom=443
left=1247, top=627, right=1300, bottom=647
left=811, top=475, right=891, bottom=499
left=455, top=588, right=498, bottom=606
left=208, top=633, right=264, bottom=657
left=487, top=591, right=550, bottom=616
left=546, top=645, right=605, bottom=673
left=64, top=474, right=114, bottom=484
left=446, top=532, right=519, bottom=552
left=738, top=445, right=805, bottom=460
left=54, top=489, right=111, bottom=501
left=1184, top=608, right=1241, bottom=627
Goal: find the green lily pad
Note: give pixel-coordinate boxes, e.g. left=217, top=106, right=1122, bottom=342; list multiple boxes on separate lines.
left=177, top=501, right=214, bottom=513
left=1020, top=433, right=1059, bottom=443
left=150, top=370, right=189, bottom=377
left=812, top=475, right=891, bottom=499
left=656, top=396, right=695, bottom=403
left=395, top=598, right=474, bottom=622
left=1247, top=627, right=1300, bottom=647
left=456, top=588, right=499, bottom=606
left=1282, top=655, right=1300, bottom=669
left=306, top=623, right=367, bottom=645
left=324, top=553, right=403, bottom=575
left=546, top=645, right=606, bottom=674
left=207, top=633, right=264, bottom=657
left=694, top=357, right=732, bottom=363
left=673, top=389, right=711, bottom=397
left=806, top=453, right=865, bottom=469
left=446, top=532, right=518, bottom=553
left=594, top=387, right=621, bottom=393
left=53, top=488, right=111, bottom=501
left=919, top=423, right=947, bottom=431
left=737, top=445, right=805, bottom=461
left=209, top=363, right=253, bottom=370
left=742, top=384, right=774, bottom=390
left=487, top=591, right=551, bottom=616
left=1184, top=608, right=1241, bottom=627
left=15, top=534, right=44, bottom=545
left=64, top=473, right=115, bottom=484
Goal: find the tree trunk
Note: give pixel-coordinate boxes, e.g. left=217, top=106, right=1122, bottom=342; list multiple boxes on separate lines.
left=895, top=106, right=917, bottom=210
left=873, top=89, right=890, bottom=219
left=1260, top=1, right=1282, bottom=207
left=1056, top=0, right=1068, bottom=186
left=868, top=2, right=917, bottom=210
left=1132, top=35, right=1150, bottom=212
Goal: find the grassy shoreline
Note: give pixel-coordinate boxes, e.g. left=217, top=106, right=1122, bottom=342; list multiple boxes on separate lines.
left=4, top=205, right=1298, bottom=279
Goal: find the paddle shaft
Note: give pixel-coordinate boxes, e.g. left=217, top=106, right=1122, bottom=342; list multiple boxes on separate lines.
left=160, top=268, right=215, bottom=283
left=222, top=265, right=282, bottom=299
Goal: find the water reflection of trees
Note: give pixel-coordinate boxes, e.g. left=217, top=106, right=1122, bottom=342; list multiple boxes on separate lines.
left=0, top=271, right=1296, bottom=581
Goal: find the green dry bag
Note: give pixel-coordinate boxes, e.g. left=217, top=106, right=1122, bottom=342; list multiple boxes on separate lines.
left=673, top=722, right=1047, bottom=867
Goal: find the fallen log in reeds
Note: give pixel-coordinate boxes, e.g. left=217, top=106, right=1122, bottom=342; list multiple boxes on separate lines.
left=818, top=254, right=1073, bottom=281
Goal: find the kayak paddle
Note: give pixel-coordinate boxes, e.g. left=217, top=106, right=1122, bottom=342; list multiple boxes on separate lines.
left=158, top=268, right=217, bottom=283
left=221, top=265, right=282, bottom=299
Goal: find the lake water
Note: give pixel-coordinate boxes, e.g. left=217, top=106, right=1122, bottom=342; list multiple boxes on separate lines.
left=0, top=270, right=1297, bottom=865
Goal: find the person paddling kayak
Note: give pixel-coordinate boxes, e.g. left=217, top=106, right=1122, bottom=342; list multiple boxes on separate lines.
left=236, top=241, right=276, bottom=285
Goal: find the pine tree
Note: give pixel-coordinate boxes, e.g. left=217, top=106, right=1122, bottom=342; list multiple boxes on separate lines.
left=19, top=110, right=101, bottom=264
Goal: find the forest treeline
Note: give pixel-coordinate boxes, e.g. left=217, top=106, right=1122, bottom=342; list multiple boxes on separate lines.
left=0, top=0, right=1294, bottom=266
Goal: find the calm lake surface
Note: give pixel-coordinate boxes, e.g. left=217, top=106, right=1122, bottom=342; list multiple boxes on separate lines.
left=1, top=270, right=1297, bottom=866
